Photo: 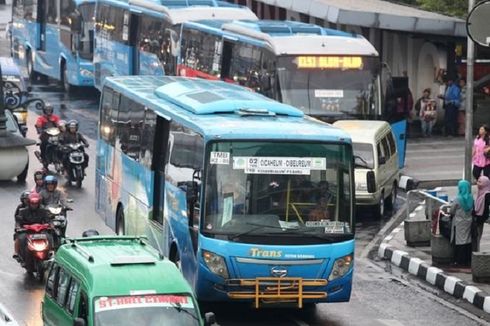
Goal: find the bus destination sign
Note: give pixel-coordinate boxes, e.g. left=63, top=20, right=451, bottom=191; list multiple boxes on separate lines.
left=296, top=56, right=363, bottom=70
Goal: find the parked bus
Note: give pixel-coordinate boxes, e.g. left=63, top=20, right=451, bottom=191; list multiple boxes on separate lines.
left=93, top=0, right=257, bottom=89
left=96, top=75, right=359, bottom=308
left=177, top=20, right=408, bottom=167
left=11, top=0, right=95, bottom=92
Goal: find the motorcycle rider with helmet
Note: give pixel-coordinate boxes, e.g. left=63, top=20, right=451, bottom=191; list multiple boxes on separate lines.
left=13, top=192, right=49, bottom=262
left=40, top=175, right=66, bottom=207
left=14, top=191, right=30, bottom=218
left=35, top=105, right=60, bottom=168
left=61, top=119, right=89, bottom=171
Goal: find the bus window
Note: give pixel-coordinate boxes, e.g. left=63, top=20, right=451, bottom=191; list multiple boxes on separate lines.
left=46, top=0, right=57, bottom=25
left=13, top=0, right=24, bottom=20
left=117, top=95, right=144, bottom=160
left=23, top=0, right=37, bottom=20
left=180, top=29, right=221, bottom=78
left=167, top=123, right=204, bottom=234
left=140, top=109, right=156, bottom=168
left=228, top=43, right=262, bottom=89
left=60, top=0, right=76, bottom=28
left=100, top=88, right=116, bottom=145
left=78, top=3, right=95, bottom=60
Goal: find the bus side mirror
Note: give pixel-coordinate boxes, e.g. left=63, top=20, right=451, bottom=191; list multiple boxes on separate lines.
left=73, top=318, right=86, bottom=326
left=367, top=171, right=376, bottom=193
left=204, top=312, right=216, bottom=326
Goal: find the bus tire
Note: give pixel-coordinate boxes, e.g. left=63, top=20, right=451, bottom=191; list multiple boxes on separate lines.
left=171, top=246, right=182, bottom=271
left=116, top=206, right=125, bottom=235
left=61, top=65, right=72, bottom=93
left=26, top=50, right=37, bottom=82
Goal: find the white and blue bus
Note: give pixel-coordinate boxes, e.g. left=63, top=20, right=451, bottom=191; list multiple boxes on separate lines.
left=93, top=0, right=257, bottom=90
left=96, top=75, right=360, bottom=307
left=177, top=20, right=408, bottom=168
left=11, top=0, right=95, bottom=92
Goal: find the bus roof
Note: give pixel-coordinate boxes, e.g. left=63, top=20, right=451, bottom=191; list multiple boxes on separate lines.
left=185, top=19, right=378, bottom=56
left=127, top=0, right=257, bottom=24
left=104, top=76, right=352, bottom=143
left=56, top=237, right=193, bottom=297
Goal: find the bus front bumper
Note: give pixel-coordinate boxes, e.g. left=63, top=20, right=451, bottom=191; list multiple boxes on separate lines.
left=226, top=277, right=327, bottom=308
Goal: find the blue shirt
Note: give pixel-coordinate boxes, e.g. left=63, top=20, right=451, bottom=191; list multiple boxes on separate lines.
left=444, top=84, right=461, bottom=107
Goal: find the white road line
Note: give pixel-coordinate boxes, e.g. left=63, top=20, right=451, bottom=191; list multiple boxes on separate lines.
left=377, top=319, right=406, bottom=326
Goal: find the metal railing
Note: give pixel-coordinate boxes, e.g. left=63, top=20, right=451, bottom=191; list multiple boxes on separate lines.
left=406, top=188, right=451, bottom=235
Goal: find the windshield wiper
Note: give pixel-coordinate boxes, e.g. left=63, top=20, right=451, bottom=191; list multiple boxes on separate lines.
left=229, top=222, right=285, bottom=241
left=354, top=155, right=371, bottom=169
left=169, top=302, right=200, bottom=323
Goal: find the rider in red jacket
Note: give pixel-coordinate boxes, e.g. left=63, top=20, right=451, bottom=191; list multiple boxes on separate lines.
left=35, top=105, right=60, bottom=168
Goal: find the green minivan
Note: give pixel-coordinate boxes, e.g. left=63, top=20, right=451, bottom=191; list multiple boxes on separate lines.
left=41, top=236, right=214, bottom=326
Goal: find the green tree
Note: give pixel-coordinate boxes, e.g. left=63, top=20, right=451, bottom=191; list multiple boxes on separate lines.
left=416, top=0, right=467, bottom=18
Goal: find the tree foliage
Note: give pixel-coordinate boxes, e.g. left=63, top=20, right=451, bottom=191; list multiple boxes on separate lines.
left=393, top=0, right=467, bottom=18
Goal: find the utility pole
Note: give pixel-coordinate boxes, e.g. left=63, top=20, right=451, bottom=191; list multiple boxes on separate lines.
left=464, top=0, right=475, bottom=183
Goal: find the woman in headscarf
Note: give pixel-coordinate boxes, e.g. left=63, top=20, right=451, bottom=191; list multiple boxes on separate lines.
left=472, top=176, right=490, bottom=251
left=450, top=180, right=474, bottom=267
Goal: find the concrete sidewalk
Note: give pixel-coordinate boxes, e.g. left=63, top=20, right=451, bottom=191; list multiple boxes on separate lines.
left=379, top=186, right=490, bottom=314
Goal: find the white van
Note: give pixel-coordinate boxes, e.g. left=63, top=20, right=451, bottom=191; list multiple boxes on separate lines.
left=333, top=120, right=400, bottom=217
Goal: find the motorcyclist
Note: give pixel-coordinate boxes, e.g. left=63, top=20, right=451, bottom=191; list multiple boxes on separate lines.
left=35, top=105, right=60, bottom=168
left=61, top=119, right=89, bottom=171
left=31, top=169, right=46, bottom=194
left=39, top=175, right=67, bottom=207
left=13, top=192, right=49, bottom=262
left=14, top=191, right=30, bottom=218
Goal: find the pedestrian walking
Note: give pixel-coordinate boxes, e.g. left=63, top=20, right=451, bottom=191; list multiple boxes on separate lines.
left=472, top=176, right=490, bottom=252
left=472, top=124, right=490, bottom=180
left=418, top=88, right=437, bottom=137
left=457, top=78, right=467, bottom=135
left=450, top=180, right=474, bottom=267
left=438, top=75, right=460, bottom=137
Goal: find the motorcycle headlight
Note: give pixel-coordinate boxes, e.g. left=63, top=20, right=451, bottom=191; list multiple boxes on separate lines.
left=202, top=250, right=229, bottom=279
left=328, top=254, right=353, bottom=281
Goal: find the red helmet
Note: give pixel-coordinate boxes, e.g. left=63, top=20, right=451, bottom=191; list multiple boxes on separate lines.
left=28, top=192, right=41, bottom=206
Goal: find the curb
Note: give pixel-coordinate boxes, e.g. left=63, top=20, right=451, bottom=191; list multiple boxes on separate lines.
left=378, top=242, right=490, bottom=314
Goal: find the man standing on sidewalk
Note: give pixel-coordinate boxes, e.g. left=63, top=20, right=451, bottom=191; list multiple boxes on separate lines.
left=439, top=75, right=461, bottom=137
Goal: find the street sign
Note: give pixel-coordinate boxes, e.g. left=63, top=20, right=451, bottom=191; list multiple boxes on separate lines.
left=467, top=0, right=490, bottom=47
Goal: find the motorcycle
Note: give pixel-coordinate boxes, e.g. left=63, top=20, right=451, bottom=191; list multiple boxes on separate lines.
left=46, top=204, right=70, bottom=250
left=61, top=142, right=86, bottom=188
left=16, top=223, right=53, bottom=282
left=34, top=127, right=63, bottom=172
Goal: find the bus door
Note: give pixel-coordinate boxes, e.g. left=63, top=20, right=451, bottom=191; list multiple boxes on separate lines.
left=151, top=114, right=170, bottom=250
left=220, top=38, right=234, bottom=82
left=37, top=0, right=46, bottom=50
left=128, top=12, right=140, bottom=75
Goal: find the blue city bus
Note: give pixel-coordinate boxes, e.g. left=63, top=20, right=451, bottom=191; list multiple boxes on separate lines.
left=10, top=0, right=95, bottom=92
left=177, top=20, right=408, bottom=168
left=96, top=75, right=357, bottom=307
left=93, top=0, right=257, bottom=90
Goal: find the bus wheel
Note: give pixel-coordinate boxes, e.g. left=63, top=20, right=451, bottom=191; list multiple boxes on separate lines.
left=116, top=207, right=125, bottom=235
left=62, top=66, right=72, bottom=93
left=26, top=51, right=37, bottom=82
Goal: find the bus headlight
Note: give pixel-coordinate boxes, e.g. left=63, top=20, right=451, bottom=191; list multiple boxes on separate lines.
left=356, top=182, right=367, bottom=191
left=80, top=69, right=93, bottom=78
left=202, top=250, right=229, bottom=279
left=328, top=254, right=353, bottom=281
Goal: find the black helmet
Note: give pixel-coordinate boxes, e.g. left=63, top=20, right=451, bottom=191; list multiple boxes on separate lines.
left=42, top=104, right=54, bottom=115
left=20, top=190, right=30, bottom=203
left=67, top=119, right=79, bottom=132
left=82, top=229, right=100, bottom=237
left=44, top=175, right=58, bottom=186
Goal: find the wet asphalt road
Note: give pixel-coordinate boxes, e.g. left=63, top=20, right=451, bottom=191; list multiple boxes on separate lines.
left=0, top=38, right=488, bottom=325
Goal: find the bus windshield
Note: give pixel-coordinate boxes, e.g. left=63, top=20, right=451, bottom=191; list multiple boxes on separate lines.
left=78, top=3, right=95, bottom=61
left=94, top=294, right=200, bottom=326
left=203, top=141, right=353, bottom=245
left=276, top=56, right=380, bottom=120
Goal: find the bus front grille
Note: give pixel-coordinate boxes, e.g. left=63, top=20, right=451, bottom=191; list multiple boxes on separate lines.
left=226, top=277, right=327, bottom=308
